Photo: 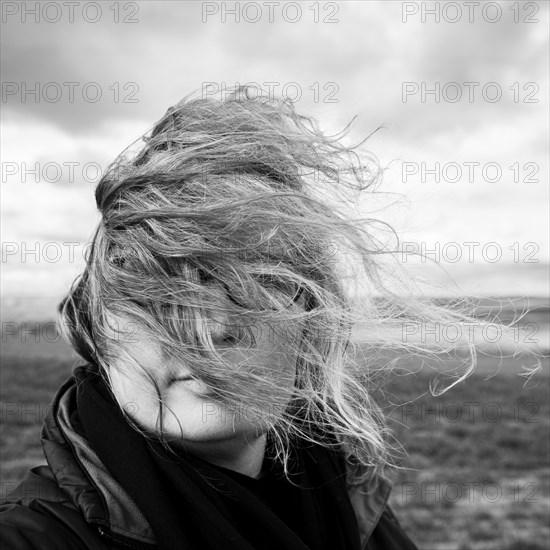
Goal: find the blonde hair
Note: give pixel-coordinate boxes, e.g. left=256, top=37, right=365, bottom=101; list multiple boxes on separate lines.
left=58, top=86, right=539, bottom=485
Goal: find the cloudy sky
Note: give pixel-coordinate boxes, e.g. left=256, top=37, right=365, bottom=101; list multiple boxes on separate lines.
left=1, top=1, right=548, bottom=319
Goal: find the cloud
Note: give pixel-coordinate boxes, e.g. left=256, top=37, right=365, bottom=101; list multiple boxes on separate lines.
left=1, top=1, right=548, bottom=301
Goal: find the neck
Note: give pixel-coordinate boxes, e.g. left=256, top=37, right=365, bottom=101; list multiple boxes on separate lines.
left=178, top=433, right=268, bottom=479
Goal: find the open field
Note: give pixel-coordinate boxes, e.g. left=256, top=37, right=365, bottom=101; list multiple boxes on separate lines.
left=1, top=306, right=548, bottom=550
left=376, top=362, right=549, bottom=550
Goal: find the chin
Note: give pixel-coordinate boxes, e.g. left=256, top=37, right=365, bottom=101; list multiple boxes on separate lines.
left=160, top=406, right=266, bottom=445
left=168, top=377, right=213, bottom=396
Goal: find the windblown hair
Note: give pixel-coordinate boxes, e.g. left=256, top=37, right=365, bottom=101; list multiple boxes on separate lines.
left=58, top=86, right=537, bottom=485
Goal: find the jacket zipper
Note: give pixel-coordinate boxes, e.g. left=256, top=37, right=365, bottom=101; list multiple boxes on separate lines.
left=97, top=525, right=152, bottom=549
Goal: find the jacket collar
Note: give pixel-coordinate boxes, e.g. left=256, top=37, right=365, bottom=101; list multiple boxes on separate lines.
left=42, top=374, right=391, bottom=548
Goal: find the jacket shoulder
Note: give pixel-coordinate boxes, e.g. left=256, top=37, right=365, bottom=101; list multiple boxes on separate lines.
left=347, top=471, right=392, bottom=543
left=0, top=466, right=108, bottom=550
left=365, top=504, right=419, bottom=549
left=2, top=466, right=71, bottom=507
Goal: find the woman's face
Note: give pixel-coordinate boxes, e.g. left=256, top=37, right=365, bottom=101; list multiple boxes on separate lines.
left=106, top=289, right=303, bottom=447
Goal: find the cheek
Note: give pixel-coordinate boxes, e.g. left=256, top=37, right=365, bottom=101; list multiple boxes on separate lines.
left=108, top=367, right=161, bottom=432
left=108, top=365, right=251, bottom=440
left=258, top=326, right=301, bottom=380
left=219, top=336, right=297, bottom=383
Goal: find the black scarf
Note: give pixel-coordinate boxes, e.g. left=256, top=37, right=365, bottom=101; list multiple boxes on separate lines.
left=75, top=368, right=362, bottom=550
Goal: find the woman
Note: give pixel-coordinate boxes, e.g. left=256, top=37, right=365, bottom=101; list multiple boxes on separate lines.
left=0, top=86, right=441, bottom=549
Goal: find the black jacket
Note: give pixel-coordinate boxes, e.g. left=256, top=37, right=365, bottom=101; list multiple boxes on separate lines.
left=0, top=375, right=417, bottom=549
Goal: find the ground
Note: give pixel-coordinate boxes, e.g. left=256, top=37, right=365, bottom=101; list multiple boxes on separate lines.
left=1, top=323, right=548, bottom=550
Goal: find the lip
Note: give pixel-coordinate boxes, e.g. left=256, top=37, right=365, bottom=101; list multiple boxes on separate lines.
left=171, top=376, right=194, bottom=383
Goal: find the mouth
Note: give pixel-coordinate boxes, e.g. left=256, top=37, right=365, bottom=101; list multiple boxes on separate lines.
left=171, top=375, right=194, bottom=383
